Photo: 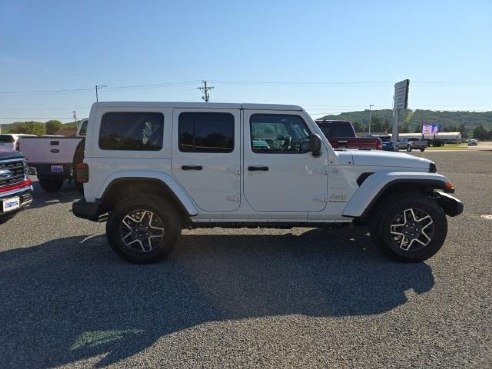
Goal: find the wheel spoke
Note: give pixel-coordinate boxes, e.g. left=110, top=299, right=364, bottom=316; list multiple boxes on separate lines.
left=123, top=238, right=145, bottom=252
left=119, top=209, right=164, bottom=253
left=389, top=207, right=435, bottom=252
left=418, top=215, right=433, bottom=230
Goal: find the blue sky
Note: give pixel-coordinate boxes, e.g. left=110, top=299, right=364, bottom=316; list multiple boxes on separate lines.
left=1, top=0, right=491, bottom=124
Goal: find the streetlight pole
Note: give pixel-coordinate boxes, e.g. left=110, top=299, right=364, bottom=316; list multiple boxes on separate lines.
left=368, top=104, right=374, bottom=135
left=95, top=84, right=107, bottom=102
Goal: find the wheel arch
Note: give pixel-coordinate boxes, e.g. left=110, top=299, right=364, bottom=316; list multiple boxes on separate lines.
left=342, top=172, right=453, bottom=218
left=99, top=177, right=197, bottom=223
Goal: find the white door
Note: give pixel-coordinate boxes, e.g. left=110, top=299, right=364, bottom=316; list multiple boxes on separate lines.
left=243, top=111, right=328, bottom=212
left=171, top=109, right=241, bottom=212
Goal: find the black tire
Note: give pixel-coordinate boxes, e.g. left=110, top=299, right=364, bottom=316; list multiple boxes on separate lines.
left=370, top=193, right=447, bottom=262
left=406, top=145, right=412, bottom=152
left=0, top=213, right=16, bottom=224
left=38, top=178, right=64, bottom=192
left=420, top=147, right=425, bottom=152
left=106, top=195, right=181, bottom=264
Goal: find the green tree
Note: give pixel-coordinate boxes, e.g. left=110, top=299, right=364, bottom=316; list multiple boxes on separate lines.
left=473, top=125, right=491, bottom=140
left=12, top=121, right=46, bottom=135
left=382, top=119, right=391, bottom=133
left=352, top=121, right=363, bottom=132
left=45, top=120, right=63, bottom=135
left=400, top=121, right=410, bottom=133
left=458, top=123, right=468, bottom=139
left=370, top=116, right=382, bottom=133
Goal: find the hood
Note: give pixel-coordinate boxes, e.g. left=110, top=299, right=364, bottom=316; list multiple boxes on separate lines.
left=336, top=150, right=432, bottom=171
left=0, top=146, right=24, bottom=160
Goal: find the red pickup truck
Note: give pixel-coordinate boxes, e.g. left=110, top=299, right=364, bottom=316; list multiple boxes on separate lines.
left=315, top=119, right=382, bottom=150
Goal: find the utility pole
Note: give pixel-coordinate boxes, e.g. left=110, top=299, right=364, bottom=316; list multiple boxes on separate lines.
left=95, top=84, right=107, bottom=102
left=198, top=80, right=214, bottom=102
left=368, top=104, right=374, bottom=135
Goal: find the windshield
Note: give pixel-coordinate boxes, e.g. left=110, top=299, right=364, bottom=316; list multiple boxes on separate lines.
left=0, top=135, right=15, bottom=143
left=317, top=122, right=355, bottom=138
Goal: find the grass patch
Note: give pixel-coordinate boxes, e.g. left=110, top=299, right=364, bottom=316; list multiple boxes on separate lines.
left=426, top=144, right=469, bottom=151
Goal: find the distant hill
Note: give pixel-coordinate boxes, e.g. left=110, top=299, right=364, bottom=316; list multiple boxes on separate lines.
left=0, top=121, right=78, bottom=135
left=318, top=109, right=492, bottom=134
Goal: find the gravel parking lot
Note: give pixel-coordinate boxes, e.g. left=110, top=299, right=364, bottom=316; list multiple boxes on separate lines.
left=1, top=150, right=491, bottom=368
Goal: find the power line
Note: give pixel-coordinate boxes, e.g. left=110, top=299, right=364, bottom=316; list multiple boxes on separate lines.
left=1, top=80, right=491, bottom=96
left=0, top=81, right=200, bottom=96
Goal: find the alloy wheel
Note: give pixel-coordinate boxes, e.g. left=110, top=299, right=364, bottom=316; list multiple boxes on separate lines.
left=119, top=209, right=165, bottom=253
left=389, top=208, right=434, bottom=252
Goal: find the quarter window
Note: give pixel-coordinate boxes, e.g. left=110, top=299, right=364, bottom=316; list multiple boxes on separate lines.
left=178, top=112, right=234, bottom=153
left=250, top=114, right=311, bottom=153
left=99, top=112, right=164, bottom=151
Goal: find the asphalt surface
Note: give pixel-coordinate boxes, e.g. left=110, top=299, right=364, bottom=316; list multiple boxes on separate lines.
left=0, top=150, right=491, bottom=368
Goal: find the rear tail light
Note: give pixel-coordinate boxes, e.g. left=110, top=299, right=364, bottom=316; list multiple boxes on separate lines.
left=75, top=163, right=89, bottom=183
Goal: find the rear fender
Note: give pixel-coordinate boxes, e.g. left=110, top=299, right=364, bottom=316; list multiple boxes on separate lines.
left=98, top=170, right=198, bottom=216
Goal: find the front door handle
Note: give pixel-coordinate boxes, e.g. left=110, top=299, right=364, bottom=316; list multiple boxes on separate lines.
left=181, top=165, right=203, bottom=171
left=248, top=165, right=269, bottom=171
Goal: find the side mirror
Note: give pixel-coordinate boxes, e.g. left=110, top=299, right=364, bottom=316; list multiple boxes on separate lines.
left=310, top=134, right=322, bottom=157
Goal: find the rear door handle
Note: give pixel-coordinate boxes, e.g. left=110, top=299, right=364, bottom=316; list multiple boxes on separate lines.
left=181, top=165, right=203, bottom=171
left=248, top=166, right=269, bottom=171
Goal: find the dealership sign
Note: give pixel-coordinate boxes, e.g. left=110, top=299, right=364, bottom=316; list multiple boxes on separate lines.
left=422, top=124, right=439, bottom=135
left=394, top=79, right=410, bottom=109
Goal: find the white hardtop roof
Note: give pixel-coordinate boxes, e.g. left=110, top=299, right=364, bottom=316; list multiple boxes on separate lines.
left=93, top=101, right=303, bottom=111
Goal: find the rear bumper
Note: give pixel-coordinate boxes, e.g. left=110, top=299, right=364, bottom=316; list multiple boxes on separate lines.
left=435, top=192, right=464, bottom=217
left=29, top=163, right=73, bottom=179
left=72, top=198, right=101, bottom=221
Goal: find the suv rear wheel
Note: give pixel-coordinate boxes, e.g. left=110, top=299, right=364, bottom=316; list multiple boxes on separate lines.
left=106, top=195, right=181, bottom=263
left=370, top=193, right=447, bottom=262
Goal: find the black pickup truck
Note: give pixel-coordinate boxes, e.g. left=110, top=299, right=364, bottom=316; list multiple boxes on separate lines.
left=0, top=146, right=33, bottom=223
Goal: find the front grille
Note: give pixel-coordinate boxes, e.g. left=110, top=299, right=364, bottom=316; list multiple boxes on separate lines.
left=0, top=159, right=26, bottom=188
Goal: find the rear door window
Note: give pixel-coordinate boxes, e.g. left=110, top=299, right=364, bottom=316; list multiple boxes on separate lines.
left=99, top=112, right=164, bottom=151
left=178, top=112, right=234, bottom=153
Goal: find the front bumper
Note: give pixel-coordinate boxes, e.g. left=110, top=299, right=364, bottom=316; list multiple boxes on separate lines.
left=0, top=185, right=33, bottom=217
left=72, top=198, right=101, bottom=221
left=435, top=192, right=464, bottom=217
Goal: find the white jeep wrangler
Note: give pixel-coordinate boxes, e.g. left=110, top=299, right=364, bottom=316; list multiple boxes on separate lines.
left=73, top=102, right=463, bottom=264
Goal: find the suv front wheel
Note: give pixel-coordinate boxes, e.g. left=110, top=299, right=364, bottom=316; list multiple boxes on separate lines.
left=370, top=193, right=447, bottom=262
left=106, top=195, right=181, bottom=263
